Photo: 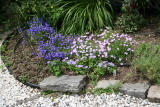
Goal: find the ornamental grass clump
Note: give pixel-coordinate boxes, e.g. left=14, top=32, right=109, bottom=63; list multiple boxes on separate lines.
left=54, top=0, right=113, bottom=34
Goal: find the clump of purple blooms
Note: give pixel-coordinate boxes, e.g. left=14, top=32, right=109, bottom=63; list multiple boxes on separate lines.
left=37, top=34, right=76, bottom=60
left=26, top=18, right=76, bottom=60
left=27, top=18, right=56, bottom=41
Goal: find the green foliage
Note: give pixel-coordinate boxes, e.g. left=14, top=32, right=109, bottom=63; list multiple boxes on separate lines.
left=64, top=57, right=115, bottom=81
left=132, top=43, right=160, bottom=84
left=1, top=44, right=13, bottom=67
left=90, top=82, right=121, bottom=95
left=54, top=0, right=113, bottom=34
left=115, top=0, right=147, bottom=33
left=21, top=75, right=29, bottom=83
left=41, top=90, right=54, bottom=95
left=0, top=44, right=6, bottom=54
left=13, top=0, right=60, bottom=27
left=14, top=0, right=46, bottom=26
left=115, top=12, right=146, bottom=33
left=48, top=60, right=62, bottom=76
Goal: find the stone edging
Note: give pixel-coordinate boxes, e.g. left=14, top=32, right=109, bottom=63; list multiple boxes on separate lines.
left=96, top=80, right=160, bottom=103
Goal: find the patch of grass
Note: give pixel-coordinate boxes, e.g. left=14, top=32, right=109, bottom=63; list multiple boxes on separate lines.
left=21, top=75, right=29, bottom=83
left=121, top=72, right=134, bottom=83
left=79, top=88, right=87, bottom=95
left=89, top=82, right=122, bottom=95
left=0, top=44, right=6, bottom=54
left=40, top=90, right=54, bottom=95
left=0, top=65, right=4, bottom=69
left=1, top=55, right=13, bottom=67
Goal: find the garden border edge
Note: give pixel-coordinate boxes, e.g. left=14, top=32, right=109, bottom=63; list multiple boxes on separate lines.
left=1, top=29, right=40, bottom=89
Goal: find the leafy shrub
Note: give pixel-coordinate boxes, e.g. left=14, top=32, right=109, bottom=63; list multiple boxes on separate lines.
left=54, top=0, right=113, bottom=34
left=115, top=0, right=147, bottom=33
left=14, top=0, right=60, bottom=27
left=14, top=0, right=45, bottom=26
left=115, top=13, right=146, bottom=33
left=132, top=43, right=160, bottom=84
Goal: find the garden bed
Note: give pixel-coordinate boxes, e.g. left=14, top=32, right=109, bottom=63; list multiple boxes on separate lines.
left=1, top=29, right=151, bottom=87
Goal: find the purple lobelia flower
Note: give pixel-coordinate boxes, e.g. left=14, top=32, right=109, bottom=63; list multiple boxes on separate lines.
left=25, top=17, right=78, bottom=61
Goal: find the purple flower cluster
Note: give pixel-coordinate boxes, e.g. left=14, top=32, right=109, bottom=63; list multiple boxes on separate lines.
left=26, top=18, right=76, bottom=60
left=37, top=34, right=75, bottom=60
left=27, top=18, right=56, bottom=41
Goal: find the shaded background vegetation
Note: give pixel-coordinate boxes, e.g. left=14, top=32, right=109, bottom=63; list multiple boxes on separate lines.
left=0, top=0, right=160, bottom=34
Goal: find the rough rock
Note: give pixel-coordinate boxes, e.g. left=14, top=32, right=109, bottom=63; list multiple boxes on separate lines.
left=147, top=85, right=160, bottom=103
left=95, top=80, right=120, bottom=89
left=119, top=82, right=150, bottom=99
left=39, top=75, right=87, bottom=93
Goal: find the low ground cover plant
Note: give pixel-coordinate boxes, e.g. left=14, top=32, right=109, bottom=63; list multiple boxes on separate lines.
left=132, top=43, right=160, bottom=85
left=89, top=82, right=121, bottom=95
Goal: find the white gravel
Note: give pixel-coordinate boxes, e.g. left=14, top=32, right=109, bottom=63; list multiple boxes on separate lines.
left=0, top=30, right=160, bottom=107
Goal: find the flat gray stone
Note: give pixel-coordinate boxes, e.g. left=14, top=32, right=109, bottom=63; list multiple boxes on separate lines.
left=147, top=85, right=160, bottom=103
left=119, top=82, right=150, bottom=99
left=95, top=80, right=120, bottom=89
left=39, top=75, right=87, bottom=93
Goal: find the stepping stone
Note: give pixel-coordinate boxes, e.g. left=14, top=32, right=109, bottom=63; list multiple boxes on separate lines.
left=95, top=80, right=120, bottom=89
left=119, top=82, right=150, bottom=99
left=39, top=75, right=87, bottom=93
left=147, top=85, right=160, bottom=103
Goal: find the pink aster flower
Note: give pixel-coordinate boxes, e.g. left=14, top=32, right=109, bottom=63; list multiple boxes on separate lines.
left=107, top=47, right=111, bottom=51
